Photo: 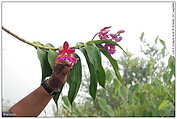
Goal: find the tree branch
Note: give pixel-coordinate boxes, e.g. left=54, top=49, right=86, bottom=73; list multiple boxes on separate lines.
left=2, top=26, right=58, bottom=50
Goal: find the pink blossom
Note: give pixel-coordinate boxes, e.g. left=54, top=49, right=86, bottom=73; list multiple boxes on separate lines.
left=104, top=44, right=116, bottom=54
left=55, top=41, right=77, bottom=64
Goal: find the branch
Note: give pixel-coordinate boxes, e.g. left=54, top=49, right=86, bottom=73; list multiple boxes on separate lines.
left=2, top=26, right=58, bottom=50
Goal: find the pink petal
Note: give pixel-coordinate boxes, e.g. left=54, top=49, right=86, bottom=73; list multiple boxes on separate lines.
left=59, top=49, right=65, bottom=54
left=117, top=30, right=125, bottom=34
left=108, top=49, right=116, bottom=54
left=67, top=48, right=75, bottom=54
left=100, top=26, right=112, bottom=32
left=63, top=41, right=69, bottom=50
left=109, top=34, right=116, bottom=38
left=114, top=37, right=122, bottom=42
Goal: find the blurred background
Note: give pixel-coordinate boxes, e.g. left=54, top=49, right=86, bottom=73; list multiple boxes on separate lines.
left=2, top=2, right=175, bottom=117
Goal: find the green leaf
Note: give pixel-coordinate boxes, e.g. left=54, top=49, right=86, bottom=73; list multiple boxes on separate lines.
left=158, top=100, right=171, bottom=110
left=87, top=40, right=127, bottom=56
left=98, top=98, right=114, bottom=116
left=48, top=50, right=58, bottom=70
left=168, top=56, right=175, bottom=76
left=118, top=86, right=128, bottom=100
left=85, top=44, right=106, bottom=88
left=45, top=43, right=54, bottom=47
left=62, top=96, right=71, bottom=109
left=80, top=48, right=97, bottom=99
left=113, top=78, right=122, bottom=95
left=155, top=36, right=159, bottom=44
left=99, top=47, right=122, bottom=83
left=159, top=39, right=166, bottom=48
left=37, top=48, right=52, bottom=82
left=33, top=41, right=44, bottom=49
left=53, top=85, right=64, bottom=110
left=105, top=69, right=114, bottom=83
left=140, top=32, right=144, bottom=41
left=163, top=72, right=172, bottom=82
left=68, top=54, right=82, bottom=105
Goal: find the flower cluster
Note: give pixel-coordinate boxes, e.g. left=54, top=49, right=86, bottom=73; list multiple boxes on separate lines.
left=55, top=26, right=124, bottom=64
left=55, top=41, right=77, bottom=64
left=97, top=26, right=125, bottom=54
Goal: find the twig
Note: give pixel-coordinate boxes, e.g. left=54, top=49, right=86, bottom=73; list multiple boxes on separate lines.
left=91, top=33, right=98, bottom=41
left=2, top=26, right=58, bottom=50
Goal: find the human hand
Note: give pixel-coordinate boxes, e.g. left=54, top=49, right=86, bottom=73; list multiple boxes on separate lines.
left=47, top=61, right=72, bottom=90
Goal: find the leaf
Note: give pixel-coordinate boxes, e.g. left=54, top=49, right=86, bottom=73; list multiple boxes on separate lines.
left=33, top=41, right=44, bottom=49
left=48, top=50, right=58, bottom=70
left=37, top=48, right=52, bottom=82
left=158, top=100, right=171, bottom=110
left=118, top=86, right=128, bottom=100
left=68, top=53, right=82, bottom=105
left=99, top=47, right=122, bottom=83
left=45, top=43, right=54, bottom=47
left=105, top=69, right=113, bottom=83
left=140, top=32, right=144, bottom=41
left=87, top=40, right=127, bottom=56
left=85, top=44, right=106, bottom=88
left=163, top=72, right=172, bottom=82
left=159, top=39, right=166, bottom=48
left=80, top=48, right=97, bottom=99
left=45, top=43, right=58, bottom=70
left=114, top=78, right=122, bottom=95
left=155, top=36, right=159, bottom=44
left=98, top=98, right=114, bottom=116
left=168, top=56, right=175, bottom=76
left=53, top=85, right=64, bottom=110
left=62, top=96, right=71, bottom=109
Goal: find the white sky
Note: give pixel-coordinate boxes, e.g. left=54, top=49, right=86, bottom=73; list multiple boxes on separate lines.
left=1, top=2, right=174, bottom=116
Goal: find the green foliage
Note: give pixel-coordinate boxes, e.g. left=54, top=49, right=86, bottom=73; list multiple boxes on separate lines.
left=53, top=86, right=64, bottom=110
left=80, top=47, right=98, bottom=99
left=68, top=54, right=82, bottom=105
left=36, top=40, right=125, bottom=109
left=97, top=98, right=115, bottom=116
left=48, top=50, right=58, bottom=70
left=37, top=47, right=52, bottom=82
left=84, top=44, right=106, bottom=88
left=55, top=33, right=175, bottom=117
left=168, top=56, right=175, bottom=76
left=62, top=96, right=71, bottom=109
left=36, top=43, right=62, bottom=109
left=99, top=47, right=122, bottom=83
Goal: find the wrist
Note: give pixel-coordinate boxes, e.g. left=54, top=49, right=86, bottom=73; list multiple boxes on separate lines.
left=47, top=76, right=64, bottom=90
left=41, top=78, right=63, bottom=96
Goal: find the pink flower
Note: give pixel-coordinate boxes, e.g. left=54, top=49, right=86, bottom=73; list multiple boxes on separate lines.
left=98, top=26, right=112, bottom=40
left=55, top=41, right=77, bottom=64
left=94, top=26, right=125, bottom=55
left=110, top=34, right=122, bottom=42
left=99, top=26, right=111, bottom=36
left=104, top=44, right=116, bottom=54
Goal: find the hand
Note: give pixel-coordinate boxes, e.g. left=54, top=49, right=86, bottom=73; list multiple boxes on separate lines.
left=47, top=61, right=72, bottom=90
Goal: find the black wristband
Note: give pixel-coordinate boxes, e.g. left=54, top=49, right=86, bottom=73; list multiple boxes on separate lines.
left=41, top=80, right=59, bottom=96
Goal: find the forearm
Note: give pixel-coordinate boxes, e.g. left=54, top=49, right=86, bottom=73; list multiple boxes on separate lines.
left=8, top=63, right=71, bottom=117
left=9, top=86, right=52, bottom=117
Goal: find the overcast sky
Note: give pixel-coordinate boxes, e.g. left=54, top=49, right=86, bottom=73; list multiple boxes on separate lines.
left=2, top=2, right=174, bottom=116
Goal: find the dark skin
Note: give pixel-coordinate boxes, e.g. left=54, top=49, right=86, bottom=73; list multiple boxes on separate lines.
left=9, top=62, right=72, bottom=117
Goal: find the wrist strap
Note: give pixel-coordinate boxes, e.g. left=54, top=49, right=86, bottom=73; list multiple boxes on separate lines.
left=41, top=80, right=59, bottom=96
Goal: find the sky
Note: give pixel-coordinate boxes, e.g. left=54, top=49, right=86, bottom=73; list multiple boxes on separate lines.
left=2, top=2, right=174, bottom=116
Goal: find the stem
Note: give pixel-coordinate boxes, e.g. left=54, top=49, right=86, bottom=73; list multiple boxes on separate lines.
left=2, top=26, right=127, bottom=56
left=2, top=26, right=58, bottom=50
left=91, top=33, right=98, bottom=41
